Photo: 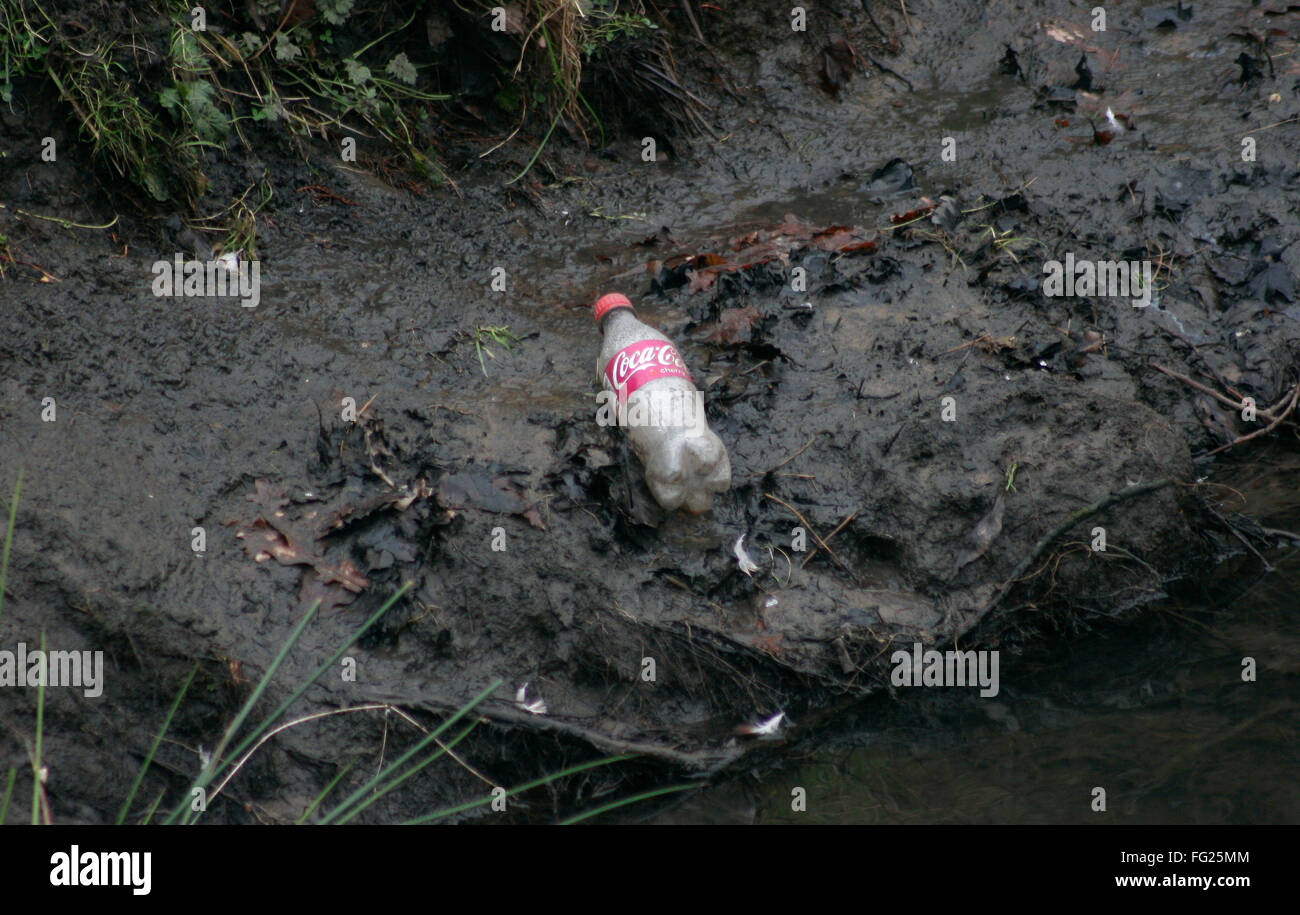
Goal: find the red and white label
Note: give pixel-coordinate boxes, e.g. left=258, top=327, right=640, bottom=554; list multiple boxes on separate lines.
left=604, top=339, right=693, bottom=405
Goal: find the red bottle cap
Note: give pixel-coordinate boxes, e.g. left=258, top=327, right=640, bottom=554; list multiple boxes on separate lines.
left=593, top=292, right=633, bottom=323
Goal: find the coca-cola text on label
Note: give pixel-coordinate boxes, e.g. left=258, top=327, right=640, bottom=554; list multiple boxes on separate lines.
left=604, top=339, right=693, bottom=406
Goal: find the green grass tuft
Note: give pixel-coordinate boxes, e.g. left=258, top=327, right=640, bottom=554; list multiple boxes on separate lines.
left=116, top=664, right=197, bottom=825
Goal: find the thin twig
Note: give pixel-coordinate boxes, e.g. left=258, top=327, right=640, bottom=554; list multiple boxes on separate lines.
left=1203, top=504, right=1274, bottom=572
left=867, top=53, right=913, bottom=91
left=1152, top=363, right=1275, bottom=423
left=1157, top=327, right=1246, bottom=403
left=679, top=0, right=706, bottom=44
left=802, top=510, right=858, bottom=569
left=744, top=435, right=819, bottom=479
left=375, top=709, right=390, bottom=780
left=382, top=704, right=498, bottom=789
left=764, top=493, right=850, bottom=575
left=770, top=435, right=818, bottom=472
left=824, top=510, right=858, bottom=542
left=209, top=705, right=390, bottom=803
left=208, top=702, right=497, bottom=806
left=356, top=393, right=379, bottom=418
left=1206, top=379, right=1300, bottom=456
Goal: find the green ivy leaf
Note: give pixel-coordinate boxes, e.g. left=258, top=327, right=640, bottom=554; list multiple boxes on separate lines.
left=385, top=53, right=417, bottom=86
left=142, top=168, right=170, bottom=201
left=319, top=0, right=355, bottom=26
left=183, top=81, right=230, bottom=142
left=274, top=34, right=301, bottom=62
left=343, top=59, right=371, bottom=85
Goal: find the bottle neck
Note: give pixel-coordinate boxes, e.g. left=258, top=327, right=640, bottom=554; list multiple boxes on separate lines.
left=599, top=306, right=636, bottom=331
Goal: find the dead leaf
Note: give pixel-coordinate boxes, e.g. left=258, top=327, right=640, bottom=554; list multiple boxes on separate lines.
left=890, top=204, right=938, bottom=225
left=819, top=38, right=862, bottom=96
left=298, top=573, right=360, bottom=616
left=703, top=306, right=762, bottom=344
left=237, top=521, right=312, bottom=566
left=686, top=263, right=745, bottom=294
left=744, top=632, right=785, bottom=657
left=246, top=479, right=289, bottom=511
left=670, top=214, right=877, bottom=294
left=321, top=482, right=430, bottom=534
left=238, top=481, right=379, bottom=615
left=314, top=557, right=368, bottom=593
left=1044, top=21, right=1086, bottom=44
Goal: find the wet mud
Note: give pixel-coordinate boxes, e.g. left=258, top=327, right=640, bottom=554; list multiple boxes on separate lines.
left=1, top=0, right=1298, bottom=822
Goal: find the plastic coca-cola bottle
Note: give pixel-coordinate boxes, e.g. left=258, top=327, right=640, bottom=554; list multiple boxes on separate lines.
left=593, top=292, right=731, bottom=512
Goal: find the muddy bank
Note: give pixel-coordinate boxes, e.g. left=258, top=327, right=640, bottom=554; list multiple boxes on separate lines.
left=1, top=0, right=1298, bottom=822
